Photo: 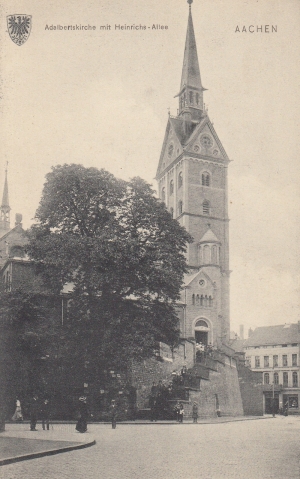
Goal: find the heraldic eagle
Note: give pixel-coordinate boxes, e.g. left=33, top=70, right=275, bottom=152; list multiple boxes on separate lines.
left=8, top=16, right=30, bottom=37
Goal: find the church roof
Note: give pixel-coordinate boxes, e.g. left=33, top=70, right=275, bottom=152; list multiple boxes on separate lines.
left=183, top=271, right=200, bottom=286
left=169, top=116, right=199, bottom=146
left=199, top=228, right=220, bottom=243
left=245, top=324, right=300, bottom=347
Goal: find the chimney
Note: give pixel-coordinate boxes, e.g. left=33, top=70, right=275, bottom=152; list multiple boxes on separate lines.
left=248, top=327, right=253, bottom=338
left=239, top=325, right=244, bottom=340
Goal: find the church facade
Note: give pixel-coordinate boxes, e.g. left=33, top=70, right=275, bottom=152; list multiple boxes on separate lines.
left=156, top=2, right=230, bottom=350
left=131, top=2, right=244, bottom=418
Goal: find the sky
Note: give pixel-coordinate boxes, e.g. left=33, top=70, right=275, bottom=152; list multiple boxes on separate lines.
left=1, top=0, right=300, bottom=336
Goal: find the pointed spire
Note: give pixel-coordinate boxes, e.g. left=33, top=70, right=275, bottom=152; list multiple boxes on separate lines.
left=180, top=1, right=202, bottom=93
left=2, top=164, right=10, bottom=208
left=176, top=1, right=205, bottom=120
left=0, top=163, right=11, bottom=232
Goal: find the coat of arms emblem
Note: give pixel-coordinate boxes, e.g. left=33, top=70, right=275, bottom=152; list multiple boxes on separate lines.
left=7, top=15, right=32, bottom=46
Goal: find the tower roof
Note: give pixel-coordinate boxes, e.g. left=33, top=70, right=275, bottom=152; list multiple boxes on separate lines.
left=1, top=167, right=10, bottom=210
left=199, top=227, right=220, bottom=244
left=179, top=1, right=203, bottom=94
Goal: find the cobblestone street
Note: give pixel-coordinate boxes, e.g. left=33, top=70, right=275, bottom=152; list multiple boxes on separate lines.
left=1, top=416, right=299, bottom=479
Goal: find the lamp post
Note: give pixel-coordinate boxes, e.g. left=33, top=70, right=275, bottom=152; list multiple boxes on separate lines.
left=272, top=366, right=277, bottom=417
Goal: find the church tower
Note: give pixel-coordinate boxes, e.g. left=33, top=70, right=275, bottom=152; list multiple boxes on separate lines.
left=0, top=165, right=11, bottom=232
left=156, top=0, right=230, bottom=347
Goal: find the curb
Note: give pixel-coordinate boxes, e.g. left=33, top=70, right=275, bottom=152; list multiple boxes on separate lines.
left=0, top=439, right=96, bottom=467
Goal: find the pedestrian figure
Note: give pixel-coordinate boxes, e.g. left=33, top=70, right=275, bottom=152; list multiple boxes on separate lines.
left=41, top=399, right=50, bottom=430
left=283, top=401, right=289, bottom=417
left=109, top=399, right=118, bottom=429
left=271, top=397, right=277, bottom=418
left=174, top=401, right=180, bottom=422
left=192, top=402, right=198, bottom=423
left=75, top=396, right=89, bottom=433
left=12, top=398, right=23, bottom=422
left=30, top=395, right=39, bottom=431
left=178, top=402, right=184, bottom=423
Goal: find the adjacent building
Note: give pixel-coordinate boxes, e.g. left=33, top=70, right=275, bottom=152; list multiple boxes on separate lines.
left=0, top=167, right=27, bottom=270
left=239, top=324, right=300, bottom=414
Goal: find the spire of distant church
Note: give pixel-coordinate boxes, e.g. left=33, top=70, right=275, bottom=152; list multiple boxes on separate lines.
left=0, top=163, right=11, bottom=231
left=177, top=0, right=205, bottom=120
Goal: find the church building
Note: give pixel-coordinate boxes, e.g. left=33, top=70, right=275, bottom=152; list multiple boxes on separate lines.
left=0, top=166, right=27, bottom=270
left=131, top=1, right=244, bottom=418
left=156, top=0, right=230, bottom=350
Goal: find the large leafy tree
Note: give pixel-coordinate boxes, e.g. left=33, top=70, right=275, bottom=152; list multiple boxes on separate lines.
left=28, top=164, right=192, bottom=373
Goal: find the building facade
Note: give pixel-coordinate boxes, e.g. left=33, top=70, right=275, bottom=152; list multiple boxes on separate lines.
left=243, top=324, right=300, bottom=414
left=156, top=0, right=230, bottom=349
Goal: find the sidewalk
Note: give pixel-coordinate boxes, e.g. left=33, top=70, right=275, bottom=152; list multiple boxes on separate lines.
left=0, top=423, right=95, bottom=466
left=0, top=416, right=270, bottom=466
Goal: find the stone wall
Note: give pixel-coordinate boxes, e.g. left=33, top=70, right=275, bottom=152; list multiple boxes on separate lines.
left=131, top=342, right=195, bottom=409
left=131, top=342, right=244, bottom=418
left=237, top=362, right=264, bottom=416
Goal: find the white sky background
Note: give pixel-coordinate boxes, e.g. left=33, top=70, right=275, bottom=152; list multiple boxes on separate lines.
left=1, top=0, right=299, bottom=336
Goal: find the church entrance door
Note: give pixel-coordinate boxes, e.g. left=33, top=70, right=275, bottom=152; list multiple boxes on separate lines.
left=195, top=331, right=208, bottom=346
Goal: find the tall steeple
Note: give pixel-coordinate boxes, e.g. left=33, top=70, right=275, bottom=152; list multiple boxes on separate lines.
left=0, top=164, right=11, bottom=231
left=177, top=0, right=205, bottom=121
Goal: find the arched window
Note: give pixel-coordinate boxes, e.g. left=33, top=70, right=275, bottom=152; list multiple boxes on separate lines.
left=293, top=371, right=298, bottom=387
left=192, top=294, right=195, bottom=305
left=204, top=295, right=208, bottom=307
left=209, top=296, right=213, bottom=307
left=189, top=91, right=193, bottom=104
left=211, top=245, right=218, bottom=264
left=196, top=294, right=200, bottom=304
left=195, top=320, right=208, bottom=328
left=264, top=373, right=270, bottom=385
left=178, top=200, right=183, bottom=215
left=202, top=173, right=210, bottom=187
left=200, top=295, right=203, bottom=306
left=203, top=200, right=210, bottom=215
left=196, top=93, right=199, bottom=105
left=178, top=172, right=183, bottom=188
left=283, top=372, right=288, bottom=387
left=170, top=207, right=174, bottom=218
left=274, top=372, right=279, bottom=385
left=170, top=179, right=174, bottom=195
left=161, top=187, right=165, bottom=202
left=203, top=245, right=210, bottom=264
left=9, top=245, right=25, bottom=258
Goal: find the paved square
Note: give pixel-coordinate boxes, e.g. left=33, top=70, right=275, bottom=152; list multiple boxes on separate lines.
left=1, top=417, right=299, bottom=479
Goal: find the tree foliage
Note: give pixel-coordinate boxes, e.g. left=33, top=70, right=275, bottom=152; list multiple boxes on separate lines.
left=28, top=164, right=192, bottom=369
